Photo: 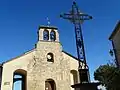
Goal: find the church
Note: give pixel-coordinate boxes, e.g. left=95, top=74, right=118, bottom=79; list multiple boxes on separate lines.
left=0, top=25, right=85, bottom=90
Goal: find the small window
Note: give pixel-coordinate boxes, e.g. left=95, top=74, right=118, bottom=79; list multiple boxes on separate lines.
left=47, top=53, right=54, bottom=62
left=43, top=30, right=49, bottom=40
left=50, top=30, right=56, bottom=41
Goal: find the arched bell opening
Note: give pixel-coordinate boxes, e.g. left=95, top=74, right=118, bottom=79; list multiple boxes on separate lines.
left=50, top=30, right=56, bottom=41
left=43, top=30, right=49, bottom=41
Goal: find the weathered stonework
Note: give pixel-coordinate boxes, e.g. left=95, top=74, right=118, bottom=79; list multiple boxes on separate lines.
left=1, top=26, right=83, bottom=90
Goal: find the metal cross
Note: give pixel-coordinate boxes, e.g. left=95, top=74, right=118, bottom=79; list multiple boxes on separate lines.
left=60, top=1, right=92, bottom=83
left=60, top=1, right=92, bottom=69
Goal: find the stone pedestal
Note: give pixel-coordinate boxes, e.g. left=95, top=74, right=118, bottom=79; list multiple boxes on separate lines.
left=71, top=82, right=101, bottom=90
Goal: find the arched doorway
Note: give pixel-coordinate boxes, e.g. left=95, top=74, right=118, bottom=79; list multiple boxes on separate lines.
left=45, top=79, right=56, bottom=90
left=13, top=69, right=27, bottom=90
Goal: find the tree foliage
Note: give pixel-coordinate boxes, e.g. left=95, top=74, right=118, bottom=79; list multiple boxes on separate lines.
left=94, top=64, right=120, bottom=90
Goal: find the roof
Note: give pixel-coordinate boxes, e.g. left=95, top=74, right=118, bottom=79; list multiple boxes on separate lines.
left=2, top=48, right=35, bottom=64
left=109, top=20, right=120, bottom=40
left=38, top=25, right=58, bottom=30
left=1, top=49, right=84, bottom=65
left=62, top=50, right=84, bottom=63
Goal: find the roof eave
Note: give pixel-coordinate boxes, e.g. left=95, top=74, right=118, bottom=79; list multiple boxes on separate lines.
left=62, top=50, right=84, bottom=63
left=38, top=25, right=58, bottom=30
left=109, top=20, right=120, bottom=40
left=2, top=48, right=35, bottom=65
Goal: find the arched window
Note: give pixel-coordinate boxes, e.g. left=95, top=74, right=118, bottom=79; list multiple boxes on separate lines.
left=43, top=30, right=49, bottom=40
left=50, top=30, right=56, bottom=41
left=13, top=69, right=27, bottom=90
left=47, top=53, right=54, bottom=62
left=70, top=70, right=78, bottom=85
left=45, top=79, right=56, bottom=90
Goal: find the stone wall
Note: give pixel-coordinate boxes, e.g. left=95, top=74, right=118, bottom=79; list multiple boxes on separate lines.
left=112, top=27, right=120, bottom=66
left=1, top=41, right=79, bottom=90
left=0, top=65, right=2, bottom=90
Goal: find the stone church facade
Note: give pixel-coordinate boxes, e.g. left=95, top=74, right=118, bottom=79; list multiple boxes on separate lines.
left=0, top=26, right=85, bottom=90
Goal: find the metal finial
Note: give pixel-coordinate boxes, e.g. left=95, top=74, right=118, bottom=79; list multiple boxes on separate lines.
left=46, top=17, right=50, bottom=27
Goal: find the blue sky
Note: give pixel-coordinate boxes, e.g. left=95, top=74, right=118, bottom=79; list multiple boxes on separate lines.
left=0, top=0, right=120, bottom=84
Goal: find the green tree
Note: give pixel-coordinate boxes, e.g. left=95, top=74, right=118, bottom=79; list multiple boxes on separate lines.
left=94, top=64, right=120, bottom=90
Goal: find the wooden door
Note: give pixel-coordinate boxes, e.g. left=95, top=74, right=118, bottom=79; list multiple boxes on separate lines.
left=45, top=81, right=52, bottom=90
